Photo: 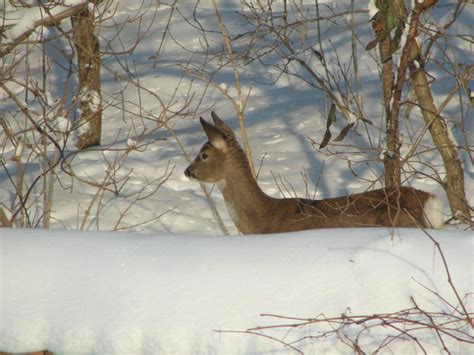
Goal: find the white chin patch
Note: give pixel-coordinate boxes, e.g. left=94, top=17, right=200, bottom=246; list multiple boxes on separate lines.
left=216, top=180, right=226, bottom=191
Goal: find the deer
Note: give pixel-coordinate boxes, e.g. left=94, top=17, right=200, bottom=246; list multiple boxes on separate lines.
left=184, top=112, right=443, bottom=234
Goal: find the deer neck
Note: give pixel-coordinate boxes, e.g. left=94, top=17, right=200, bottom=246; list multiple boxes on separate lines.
left=216, top=152, right=272, bottom=233
left=218, top=170, right=267, bottom=202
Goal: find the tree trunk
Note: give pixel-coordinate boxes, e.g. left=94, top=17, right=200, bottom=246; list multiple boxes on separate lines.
left=72, top=3, right=102, bottom=150
left=370, top=0, right=407, bottom=189
left=379, top=36, right=400, bottom=188
left=399, top=1, right=471, bottom=224
left=369, top=1, right=471, bottom=224
left=410, top=67, right=471, bottom=224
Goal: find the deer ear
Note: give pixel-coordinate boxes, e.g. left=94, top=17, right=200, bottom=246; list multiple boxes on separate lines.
left=211, top=111, right=225, bottom=126
left=200, top=117, right=228, bottom=151
left=211, top=111, right=236, bottom=139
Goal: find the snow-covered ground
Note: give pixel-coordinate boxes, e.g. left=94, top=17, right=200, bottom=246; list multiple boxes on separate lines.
left=0, top=1, right=472, bottom=354
left=1, top=228, right=472, bottom=354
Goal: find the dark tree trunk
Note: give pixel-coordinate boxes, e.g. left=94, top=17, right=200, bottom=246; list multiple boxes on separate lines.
left=72, top=3, right=102, bottom=150
left=370, top=0, right=407, bottom=189
left=380, top=35, right=400, bottom=189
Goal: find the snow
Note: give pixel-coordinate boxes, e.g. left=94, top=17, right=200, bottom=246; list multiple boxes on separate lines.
left=367, top=0, right=379, bottom=19
left=1, top=228, right=472, bottom=354
left=3, top=2, right=88, bottom=44
left=55, top=116, right=71, bottom=133
left=127, top=138, right=138, bottom=148
left=79, top=89, right=101, bottom=113
left=397, top=2, right=415, bottom=70
left=0, top=1, right=473, bottom=354
left=424, top=194, right=444, bottom=228
left=218, top=83, right=228, bottom=93
left=76, top=120, right=90, bottom=137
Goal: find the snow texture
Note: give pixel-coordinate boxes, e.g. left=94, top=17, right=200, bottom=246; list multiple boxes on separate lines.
left=80, top=88, right=101, bottom=113
left=423, top=194, right=444, bottom=228
left=1, top=228, right=472, bottom=354
left=3, top=2, right=87, bottom=44
left=367, top=0, right=379, bottom=19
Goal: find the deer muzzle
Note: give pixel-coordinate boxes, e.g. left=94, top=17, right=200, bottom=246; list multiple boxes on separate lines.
left=184, top=166, right=196, bottom=180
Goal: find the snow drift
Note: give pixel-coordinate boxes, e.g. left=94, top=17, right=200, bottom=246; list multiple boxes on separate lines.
left=1, top=228, right=472, bottom=354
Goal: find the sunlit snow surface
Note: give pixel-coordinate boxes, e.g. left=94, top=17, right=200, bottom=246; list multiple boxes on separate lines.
left=1, top=228, right=472, bottom=354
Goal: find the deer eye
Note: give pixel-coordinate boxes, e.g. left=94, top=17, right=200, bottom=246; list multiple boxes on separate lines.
left=201, top=153, right=208, bottom=160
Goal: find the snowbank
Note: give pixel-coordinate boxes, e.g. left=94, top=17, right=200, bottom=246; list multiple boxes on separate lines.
left=1, top=228, right=472, bottom=354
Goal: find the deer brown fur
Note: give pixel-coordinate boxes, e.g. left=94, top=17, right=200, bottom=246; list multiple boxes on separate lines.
left=185, top=112, right=443, bottom=234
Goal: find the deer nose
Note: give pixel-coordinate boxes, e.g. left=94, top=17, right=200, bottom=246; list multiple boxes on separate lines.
left=184, top=167, right=194, bottom=179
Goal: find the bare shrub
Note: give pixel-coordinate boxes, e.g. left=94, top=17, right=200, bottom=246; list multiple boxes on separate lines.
left=216, top=230, right=473, bottom=353
left=0, top=1, right=176, bottom=230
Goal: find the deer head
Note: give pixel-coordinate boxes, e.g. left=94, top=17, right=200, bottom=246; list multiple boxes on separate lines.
left=184, top=112, right=240, bottom=184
